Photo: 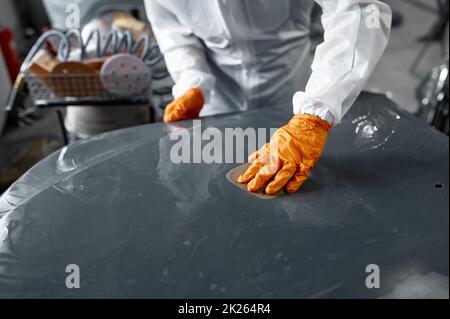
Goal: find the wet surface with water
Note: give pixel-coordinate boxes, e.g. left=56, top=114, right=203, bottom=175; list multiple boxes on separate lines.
left=0, top=93, right=448, bottom=298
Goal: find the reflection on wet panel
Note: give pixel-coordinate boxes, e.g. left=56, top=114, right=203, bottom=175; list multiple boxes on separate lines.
left=0, top=93, right=448, bottom=298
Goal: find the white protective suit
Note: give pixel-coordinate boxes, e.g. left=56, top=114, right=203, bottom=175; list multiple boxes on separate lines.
left=145, top=0, right=392, bottom=124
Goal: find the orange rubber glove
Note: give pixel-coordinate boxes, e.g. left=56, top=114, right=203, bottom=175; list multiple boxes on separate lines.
left=238, top=114, right=332, bottom=195
left=164, top=88, right=205, bottom=123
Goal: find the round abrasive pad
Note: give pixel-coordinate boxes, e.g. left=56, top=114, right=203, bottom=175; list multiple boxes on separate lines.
left=51, top=62, right=100, bottom=98
left=52, top=61, right=95, bottom=74
left=100, top=53, right=151, bottom=97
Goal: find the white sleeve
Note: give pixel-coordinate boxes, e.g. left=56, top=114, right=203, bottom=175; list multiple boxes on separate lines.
left=144, top=0, right=216, bottom=101
left=293, top=0, right=392, bottom=125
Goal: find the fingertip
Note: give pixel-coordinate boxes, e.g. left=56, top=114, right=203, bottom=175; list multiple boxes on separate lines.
left=164, top=115, right=174, bottom=124
left=248, top=152, right=258, bottom=163
left=265, top=180, right=281, bottom=195
left=247, top=180, right=259, bottom=193
left=285, top=183, right=301, bottom=194
left=265, top=186, right=280, bottom=196
left=285, top=187, right=298, bottom=194
left=238, top=172, right=252, bottom=184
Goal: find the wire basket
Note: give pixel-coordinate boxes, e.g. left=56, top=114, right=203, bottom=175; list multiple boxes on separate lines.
left=26, top=72, right=152, bottom=106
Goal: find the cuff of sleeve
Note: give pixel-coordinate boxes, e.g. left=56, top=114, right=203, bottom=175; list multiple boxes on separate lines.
left=173, top=70, right=216, bottom=103
left=293, top=92, right=337, bottom=126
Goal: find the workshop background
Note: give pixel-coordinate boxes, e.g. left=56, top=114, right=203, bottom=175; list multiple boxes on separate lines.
left=0, top=0, right=449, bottom=193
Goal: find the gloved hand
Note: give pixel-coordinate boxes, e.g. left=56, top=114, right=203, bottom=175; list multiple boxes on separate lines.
left=164, top=88, right=205, bottom=123
left=238, top=114, right=332, bottom=195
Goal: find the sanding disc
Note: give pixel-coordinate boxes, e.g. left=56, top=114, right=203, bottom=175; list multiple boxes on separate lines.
left=52, top=62, right=101, bottom=98
left=100, top=53, right=151, bottom=97
left=52, top=61, right=95, bottom=74
left=84, top=57, right=108, bottom=72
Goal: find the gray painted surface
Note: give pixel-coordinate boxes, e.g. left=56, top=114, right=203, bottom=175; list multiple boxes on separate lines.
left=0, top=93, right=448, bottom=299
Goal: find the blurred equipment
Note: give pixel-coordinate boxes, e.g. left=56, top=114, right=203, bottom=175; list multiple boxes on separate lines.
left=410, top=0, right=449, bottom=75
left=417, top=61, right=449, bottom=136
left=8, top=2, right=170, bottom=143
left=0, top=50, right=12, bottom=135
left=0, top=26, right=21, bottom=82
left=0, top=137, right=61, bottom=192
left=43, top=0, right=173, bottom=124
left=0, top=0, right=25, bottom=54
left=13, top=0, right=50, bottom=41
left=21, top=27, right=160, bottom=100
